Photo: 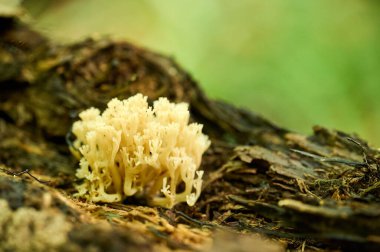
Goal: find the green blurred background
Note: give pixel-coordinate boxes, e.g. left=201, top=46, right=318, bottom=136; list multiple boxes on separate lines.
left=23, top=0, right=380, bottom=145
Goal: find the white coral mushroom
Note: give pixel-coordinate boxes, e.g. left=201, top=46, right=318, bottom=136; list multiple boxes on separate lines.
left=72, top=93, right=211, bottom=208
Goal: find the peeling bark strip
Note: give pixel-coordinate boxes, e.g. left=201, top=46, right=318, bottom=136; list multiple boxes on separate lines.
left=1, top=5, right=380, bottom=252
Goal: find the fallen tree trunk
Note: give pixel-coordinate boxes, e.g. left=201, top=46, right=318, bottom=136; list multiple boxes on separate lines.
left=1, top=6, right=380, bottom=252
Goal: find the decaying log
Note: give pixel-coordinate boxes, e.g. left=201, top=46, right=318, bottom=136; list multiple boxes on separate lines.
left=1, top=5, right=380, bottom=252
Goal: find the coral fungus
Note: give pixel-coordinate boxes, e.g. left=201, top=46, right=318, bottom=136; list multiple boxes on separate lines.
left=72, top=94, right=210, bottom=208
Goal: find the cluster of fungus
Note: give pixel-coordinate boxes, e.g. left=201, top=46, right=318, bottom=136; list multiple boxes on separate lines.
left=72, top=94, right=210, bottom=208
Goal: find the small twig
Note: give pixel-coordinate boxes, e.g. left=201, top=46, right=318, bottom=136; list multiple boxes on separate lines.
left=25, top=170, right=51, bottom=184
left=346, top=137, right=371, bottom=167
left=174, top=210, right=215, bottom=228
left=346, top=137, right=367, bottom=152
left=0, top=167, right=50, bottom=185
left=291, top=149, right=367, bottom=168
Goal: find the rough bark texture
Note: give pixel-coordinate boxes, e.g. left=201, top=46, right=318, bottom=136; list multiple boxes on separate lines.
left=1, top=7, right=380, bottom=252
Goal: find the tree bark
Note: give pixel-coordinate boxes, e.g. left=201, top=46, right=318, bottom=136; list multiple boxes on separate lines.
left=1, top=8, right=380, bottom=252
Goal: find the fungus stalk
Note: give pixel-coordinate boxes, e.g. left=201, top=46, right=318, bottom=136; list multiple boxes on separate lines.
left=72, top=94, right=210, bottom=208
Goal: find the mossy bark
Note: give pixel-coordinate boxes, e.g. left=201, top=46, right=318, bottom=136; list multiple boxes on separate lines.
left=1, top=9, right=380, bottom=252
